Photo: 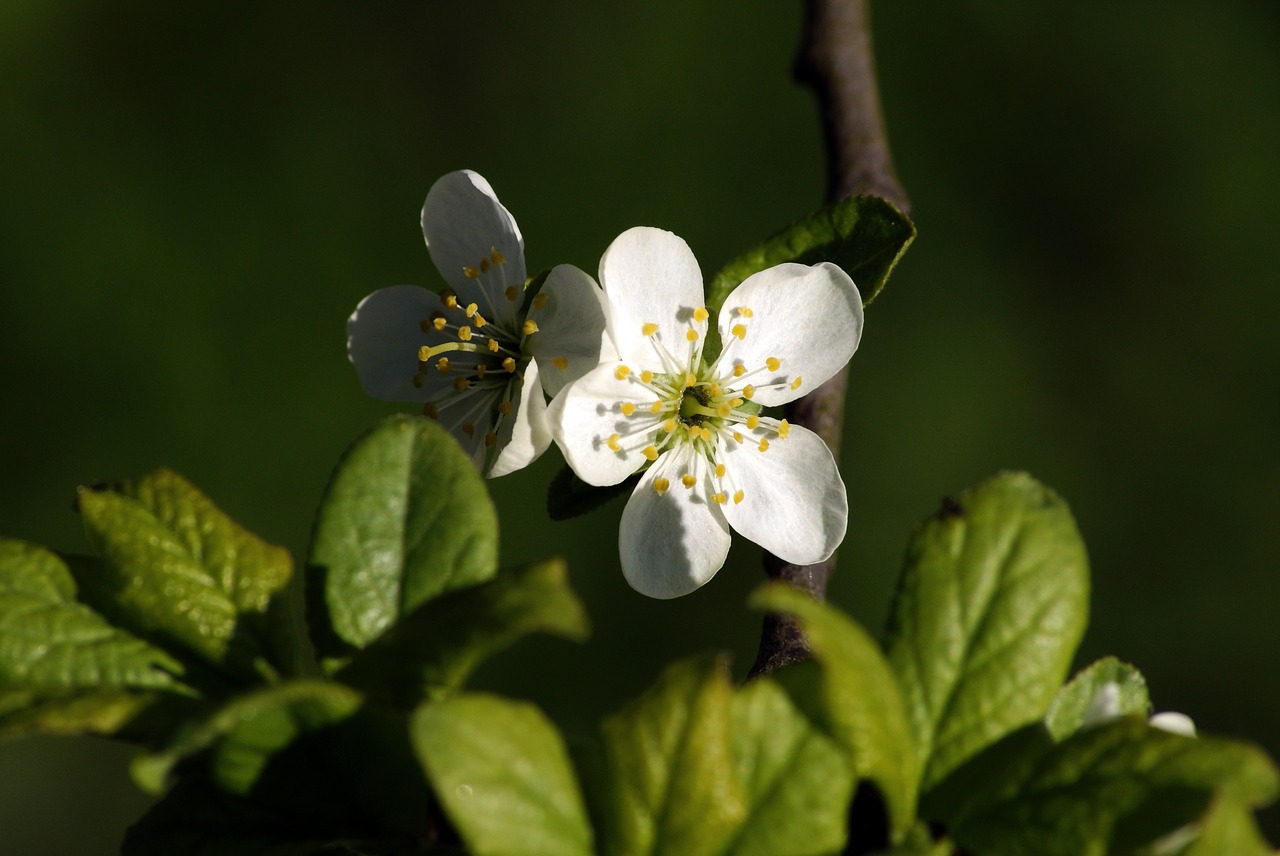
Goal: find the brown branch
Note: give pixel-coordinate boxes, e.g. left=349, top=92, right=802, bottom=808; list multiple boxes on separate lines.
left=748, top=0, right=908, bottom=678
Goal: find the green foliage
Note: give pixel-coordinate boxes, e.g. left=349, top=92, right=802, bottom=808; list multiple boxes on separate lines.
left=1044, top=657, right=1151, bottom=742
left=885, top=472, right=1090, bottom=794
left=307, top=415, right=499, bottom=659
left=706, top=194, right=916, bottom=312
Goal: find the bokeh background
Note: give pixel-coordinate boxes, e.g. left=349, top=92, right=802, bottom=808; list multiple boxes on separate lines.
left=3, top=2, right=1278, bottom=852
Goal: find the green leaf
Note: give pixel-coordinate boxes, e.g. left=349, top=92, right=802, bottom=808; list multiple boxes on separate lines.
left=1044, top=657, right=1151, bottom=742
left=885, top=471, right=1089, bottom=794
left=941, top=719, right=1278, bottom=855
left=0, top=688, right=159, bottom=740
left=336, top=558, right=588, bottom=707
left=308, top=415, right=499, bottom=657
left=0, top=539, right=185, bottom=692
left=546, top=464, right=637, bottom=521
left=1181, top=794, right=1276, bottom=856
left=413, top=693, right=594, bottom=856
left=723, top=677, right=857, bottom=856
left=76, top=469, right=293, bottom=676
left=591, top=655, right=747, bottom=856
left=750, top=584, right=919, bottom=842
left=707, top=194, right=915, bottom=312
left=132, top=680, right=363, bottom=795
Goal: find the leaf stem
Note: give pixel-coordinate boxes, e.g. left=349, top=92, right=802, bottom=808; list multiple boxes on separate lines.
left=749, top=0, right=908, bottom=678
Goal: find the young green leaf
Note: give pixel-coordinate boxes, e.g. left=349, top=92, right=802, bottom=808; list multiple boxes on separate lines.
left=413, top=693, right=595, bottom=856
left=0, top=539, right=185, bottom=692
left=132, top=680, right=363, bottom=795
left=941, top=718, right=1279, bottom=856
left=76, top=469, right=293, bottom=677
left=335, top=558, right=589, bottom=707
left=308, top=415, right=499, bottom=657
left=0, top=688, right=160, bottom=740
left=1044, top=657, right=1151, bottom=742
left=750, top=584, right=919, bottom=843
left=706, top=194, right=915, bottom=312
left=885, top=472, right=1089, bottom=794
left=546, top=464, right=637, bottom=521
left=591, top=655, right=747, bottom=856
left=1181, top=794, right=1276, bottom=856
left=723, top=677, right=857, bottom=856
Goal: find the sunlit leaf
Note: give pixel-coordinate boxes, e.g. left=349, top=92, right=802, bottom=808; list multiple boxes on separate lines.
left=1044, top=657, right=1150, bottom=742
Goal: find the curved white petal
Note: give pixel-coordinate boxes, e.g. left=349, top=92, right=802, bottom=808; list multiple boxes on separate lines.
left=619, top=446, right=731, bottom=599
left=547, top=361, right=660, bottom=486
left=526, top=264, right=617, bottom=398
left=433, top=385, right=502, bottom=472
left=719, top=422, right=847, bottom=565
left=487, top=359, right=552, bottom=478
left=599, top=227, right=706, bottom=370
left=422, top=170, right=526, bottom=328
left=1149, top=712, right=1196, bottom=737
left=715, top=262, right=862, bottom=407
left=347, top=285, right=447, bottom=402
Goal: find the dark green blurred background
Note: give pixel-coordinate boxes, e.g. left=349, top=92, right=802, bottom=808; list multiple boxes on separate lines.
left=3, top=2, right=1278, bottom=852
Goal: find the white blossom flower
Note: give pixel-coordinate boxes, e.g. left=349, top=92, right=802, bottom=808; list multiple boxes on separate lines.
left=548, top=227, right=862, bottom=598
left=347, top=170, right=611, bottom=477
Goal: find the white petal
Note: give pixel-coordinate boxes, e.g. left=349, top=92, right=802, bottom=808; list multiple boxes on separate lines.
left=547, top=361, right=659, bottom=486
left=619, top=447, right=731, bottom=599
left=715, top=262, right=862, bottom=407
left=487, top=359, right=552, bottom=478
left=1149, top=712, right=1197, bottom=737
left=719, top=422, right=847, bottom=565
left=525, top=264, right=617, bottom=398
left=347, top=285, right=444, bottom=402
left=599, top=227, right=706, bottom=371
left=422, top=170, right=526, bottom=326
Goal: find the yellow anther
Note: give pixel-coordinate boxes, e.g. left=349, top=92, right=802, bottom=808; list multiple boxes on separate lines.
left=643, top=445, right=659, bottom=462
left=484, top=432, right=498, bottom=447
left=693, top=306, right=709, bottom=323
left=523, top=319, right=540, bottom=336
left=712, top=492, right=727, bottom=504
left=432, top=316, right=448, bottom=331
left=532, top=293, right=549, bottom=310
left=498, top=402, right=513, bottom=415
left=681, top=474, right=697, bottom=489
left=686, top=328, right=698, bottom=342
left=490, top=249, right=505, bottom=264
left=733, top=363, right=746, bottom=377
left=463, top=266, right=480, bottom=279
left=453, top=377, right=471, bottom=392
left=715, top=463, right=726, bottom=478
left=709, top=382, right=722, bottom=395
left=743, top=384, right=755, bottom=400
left=487, top=339, right=500, bottom=353
left=733, top=489, right=745, bottom=504
left=758, top=438, right=770, bottom=452
left=650, top=401, right=664, bottom=414
left=458, top=326, right=472, bottom=341
left=716, top=402, right=732, bottom=417
left=480, top=258, right=491, bottom=273
left=462, top=423, right=476, bottom=437
left=737, top=306, right=754, bottom=318
left=476, top=364, right=487, bottom=379
left=418, top=345, right=431, bottom=361
left=684, top=373, right=696, bottom=388
left=620, top=402, right=637, bottom=416
left=607, top=433, right=621, bottom=452
left=615, top=365, right=632, bottom=381
left=653, top=478, right=670, bottom=495
left=663, top=419, right=677, bottom=433
left=642, top=322, right=659, bottom=337
left=473, top=313, right=487, bottom=328
left=640, top=370, right=654, bottom=384
left=746, top=415, right=760, bottom=429
left=731, top=324, right=747, bottom=340
left=465, top=302, right=478, bottom=318
left=766, top=356, right=782, bottom=372
left=502, top=357, right=517, bottom=372
left=436, top=357, right=451, bottom=374
left=422, top=403, right=438, bottom=419
left=553, top=356, right=569, bottom=371
left=791, top=376, right=803, bottom=390
left=730, top=397, right=744, bottom=407
left=443, top=293, right=459, bottom=310
left=778, top=419, right=791, bottom=438
left=505, top=286, right=520, bottom=301
left=733, top=432, right=744, bottom=443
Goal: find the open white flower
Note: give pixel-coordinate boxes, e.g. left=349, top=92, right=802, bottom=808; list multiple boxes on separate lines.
left=548, top=227, right=862, bottom=598
left=347, top=170, right=611, bottom=477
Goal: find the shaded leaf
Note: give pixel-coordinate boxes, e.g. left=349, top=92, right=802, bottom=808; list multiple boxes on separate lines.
left=336, top=558, right=588, bottom=708
left=308, top=415, right=498, bottom=658
left=413, top=693, right=594, bottom=856
left=1044, top=657, right=1150, bottom=742
left=0, top=688, right=159, bottom=740
left=1181, top=794, right=1275, bottom=856
left=546, top=465, right=637, bottom=521
left=76, top=470, right=292, bottom=676
left=885, top=471, right=1089, bottom=794
left=751, top=584, right=918, bottom=842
